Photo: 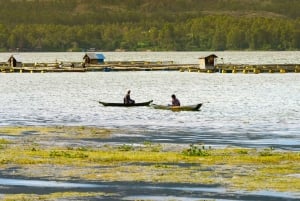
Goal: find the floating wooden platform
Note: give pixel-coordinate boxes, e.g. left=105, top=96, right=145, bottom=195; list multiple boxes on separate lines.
left=214, top=64, right=300, bottom=73
left=0, top=61, right=299, bottom=73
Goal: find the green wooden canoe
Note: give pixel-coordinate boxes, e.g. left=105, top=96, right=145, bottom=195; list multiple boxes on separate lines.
left=151, top=103, right=202, bottom=111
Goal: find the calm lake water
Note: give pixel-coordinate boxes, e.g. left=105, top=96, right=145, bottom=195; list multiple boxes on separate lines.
left=0, top=52, right=299, bottom=150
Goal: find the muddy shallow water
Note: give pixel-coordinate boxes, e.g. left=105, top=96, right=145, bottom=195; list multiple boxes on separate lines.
left=1, top=178, right=299, bottom=201
left=0, top=126, right=299, bottom=201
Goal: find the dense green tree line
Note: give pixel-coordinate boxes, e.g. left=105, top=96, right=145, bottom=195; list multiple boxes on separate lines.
left=0, top=0, right=299, bottom=51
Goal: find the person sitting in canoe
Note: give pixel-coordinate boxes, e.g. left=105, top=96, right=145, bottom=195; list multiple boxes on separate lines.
left=124, top=90, right=135, bottom=104
left=171, top=94, right=180, bottom=106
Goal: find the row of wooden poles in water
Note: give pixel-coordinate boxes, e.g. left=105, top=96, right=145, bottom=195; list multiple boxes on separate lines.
left=184, top=64, right=300, bottom=73
left=0, top=62, right=300, bottom=73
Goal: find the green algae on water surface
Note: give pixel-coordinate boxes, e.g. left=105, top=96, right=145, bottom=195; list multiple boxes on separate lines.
left=3, top=192, right=113, bottom=201
left=1, top=143, right=299, bottom=192
left=0, top=126, right=112, bottom=138
left=0, top=126, right=299, bottom=194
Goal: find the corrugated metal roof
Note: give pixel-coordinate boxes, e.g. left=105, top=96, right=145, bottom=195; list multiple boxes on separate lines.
left=96, top=53, right=105, bottom=59
left=198, top=54, right=218, bottom=59
left=84, top=53, right=105, bottom=60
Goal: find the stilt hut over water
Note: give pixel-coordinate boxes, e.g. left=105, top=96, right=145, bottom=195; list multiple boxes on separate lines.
left=83, top=53, right=105, bottom=64
left=198, top=54, right=218, bottom=70
left=8, top=55, right=22, bottom=67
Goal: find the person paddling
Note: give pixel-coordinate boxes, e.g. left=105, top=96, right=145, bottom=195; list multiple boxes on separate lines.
left=124, top=90, right=135, bottom=104
left=171, top=94, right=180, bottom=106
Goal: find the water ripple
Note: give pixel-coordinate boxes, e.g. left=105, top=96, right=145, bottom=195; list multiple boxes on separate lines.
left=0, top=68, right=299, bottom=150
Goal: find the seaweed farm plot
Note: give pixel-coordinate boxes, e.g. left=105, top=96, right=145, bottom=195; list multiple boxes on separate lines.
left=0, top=126, right=299, bottom=200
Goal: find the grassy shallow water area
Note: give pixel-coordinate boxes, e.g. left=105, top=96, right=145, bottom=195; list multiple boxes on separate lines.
left=0, top=126, right=299, bottom=200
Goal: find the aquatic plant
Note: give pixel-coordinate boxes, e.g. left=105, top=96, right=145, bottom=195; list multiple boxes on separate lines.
left=1, top=125, right=300, bottom=196
left=49, top=150, right=88, bottom=159
left=259, top=147, right=276, bottom=156
left=0, top=138, right=11, bottom=144
left=236, top=149, right=249, bottom=155
left=182, top=144, right=210, bottom=156
left=143, top=141, right=162, bottom=152
left=118, top=144, right=134, bottom=151
left=0, top=138, right=11, bottom=149
left=3, top=192, right=110, bottom=201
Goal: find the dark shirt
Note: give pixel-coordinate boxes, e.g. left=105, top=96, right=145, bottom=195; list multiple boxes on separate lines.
left=124, top=94, right=134, bottom=104
left=172, top=98, right=180, bottom=106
